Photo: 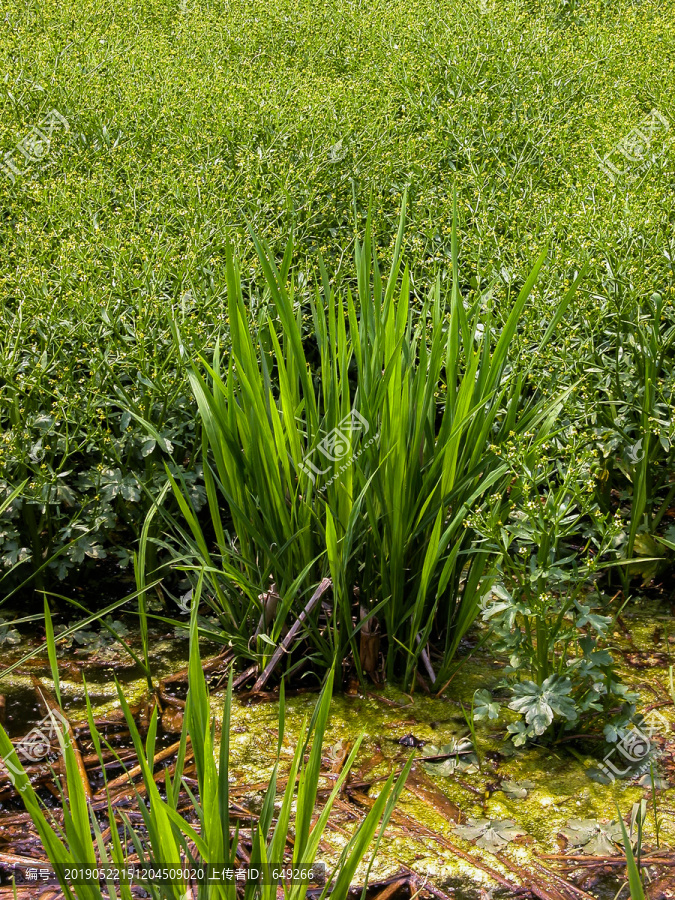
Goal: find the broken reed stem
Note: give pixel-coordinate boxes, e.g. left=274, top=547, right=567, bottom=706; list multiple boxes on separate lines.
left=252, top=578, right=332, bottom=692
left=94, top=737, right=193, bottom=797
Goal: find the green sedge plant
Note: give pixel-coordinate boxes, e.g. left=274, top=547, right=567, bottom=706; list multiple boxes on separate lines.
left=165, top=195, right=583, bottom=690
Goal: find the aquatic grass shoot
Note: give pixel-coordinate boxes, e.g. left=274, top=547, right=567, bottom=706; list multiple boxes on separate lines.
left=616, top=803, right=645, bottom=900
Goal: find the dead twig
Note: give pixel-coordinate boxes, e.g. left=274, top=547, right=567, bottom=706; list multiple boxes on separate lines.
left=93, top=737, right=192, bottom=798
left=415, top=634, right=436, bottom=685
left=251, top=578, right=332, bottom=693
left=538, top=853, right=675, bottom=865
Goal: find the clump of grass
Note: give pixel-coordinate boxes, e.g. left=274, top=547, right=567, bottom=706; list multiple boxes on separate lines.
left=167, top=196, right=581, bottom=689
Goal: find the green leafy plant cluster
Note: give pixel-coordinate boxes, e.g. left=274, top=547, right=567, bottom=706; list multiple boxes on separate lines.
left=469, top=435, right=637, bottom=745
left=164, top=198, right=578, bottom=690
left=0, top=303, right=208, bottom=591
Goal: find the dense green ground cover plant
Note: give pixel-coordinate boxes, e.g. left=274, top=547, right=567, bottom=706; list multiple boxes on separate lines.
left=469, top=435, right=638, bottom=744
left=1, top=0, right=674, bottom=594
left=0, top=296, right=209, bottom=591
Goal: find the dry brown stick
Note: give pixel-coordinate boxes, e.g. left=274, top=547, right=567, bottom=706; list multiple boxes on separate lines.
left=0, top=758, right=53, bottom=790
left=70, top=704, right=143, bottom=732
left=0, top=850, right=51, bottom=868
left=81, top=748, right=138, bottom=768
left=159, top=649, right=234, bottom=687
left=90, top=784, right=149, bottom=810
left=158, top=686, right=186, bottom=709
left=329, top=741, right=353, bottom=776
left=455, top=776, right=488, bottom=801
left=399, top=865, right=461, bottom=900
left=42, top=781, right=62, bottom=800
left=0, top=891, right=62, bottom=900
left=228, top=800, right=260, bottom=821
left=645, top=698, right=675, bottom=712
left=0, top=891, right=49, bottom=900
left=371, top=875, right=409, bottom=900
left=415, top=634, right=436, bottom=685
left=31, top=676, right=92, bottom=801
left=0, top=811, right=33, bottom=826
left=496, top=856, right=566, bottom=900
left=93, top=737, right=192, bottom=798
left=365, top=692, right=412, bottom=709
left=251, top=578, right=332, bottom=692
left=232, top=665, right=259, bottom=691
left=528, top=859, right=598, bottom=900
left=538, top=854, right=672, bottom=864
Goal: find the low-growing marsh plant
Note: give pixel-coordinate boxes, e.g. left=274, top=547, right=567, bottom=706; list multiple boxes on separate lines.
left=0, top=590, right=411, bottom=899
left=164, top=197, right=582, bottom=690
left=469, top=437, right=636, bottom=745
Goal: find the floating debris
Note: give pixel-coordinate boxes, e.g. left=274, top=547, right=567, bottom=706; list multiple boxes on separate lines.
left=558, top=818, right=624, bottom=856
left=453, top=818, right=528, bottom=853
